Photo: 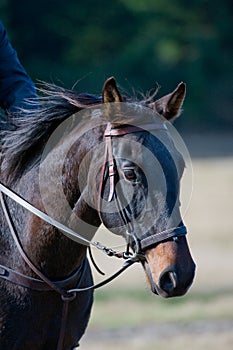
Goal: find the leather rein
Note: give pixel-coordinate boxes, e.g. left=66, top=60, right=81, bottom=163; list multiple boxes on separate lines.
left=0, top=121, right=187, bottom=349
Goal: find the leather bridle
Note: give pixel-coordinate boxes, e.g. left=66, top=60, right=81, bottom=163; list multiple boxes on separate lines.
left=0, top=120, right=187, bottom=349
left=99, top=121, right=187, bottom=251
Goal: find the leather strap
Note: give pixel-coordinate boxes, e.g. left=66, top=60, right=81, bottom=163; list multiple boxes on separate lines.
left=139, top=226, right=187, bottom=250
left=0, top=183, right=91, bottom=246
left=102, top=122, right=167, bottom=203
left=0, top=191, right=74, bottom=297
left=100, top=121, right=188, bottom=252
left=105, top=123, right=116, bottom=202
left=104, top=123, right=167, bottom=137
left=0, top=262, right=85, bottom=292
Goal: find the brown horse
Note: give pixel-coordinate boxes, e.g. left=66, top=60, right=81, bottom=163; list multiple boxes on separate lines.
left=0, top=77, right=195, bottom=349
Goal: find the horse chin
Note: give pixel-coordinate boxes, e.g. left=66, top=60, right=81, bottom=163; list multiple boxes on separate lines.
left=143, top=261, right=172, bottom=298
left=143, top=263, right=168, bottom=298
left=142, top=260, right=193, bottom=299
left=142, top=260, right=159, bottom=296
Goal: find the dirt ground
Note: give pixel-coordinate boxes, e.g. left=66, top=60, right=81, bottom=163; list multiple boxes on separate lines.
left=80, top=133, right=233, bottom=350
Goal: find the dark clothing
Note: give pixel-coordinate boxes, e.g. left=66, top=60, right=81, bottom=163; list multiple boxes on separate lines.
left=0, top=21, right=37, bottom=114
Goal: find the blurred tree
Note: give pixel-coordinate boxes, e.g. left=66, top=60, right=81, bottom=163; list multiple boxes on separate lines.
left=0, top=0, right=8, bottom=24
left=3, top=0, right=233, bottom=129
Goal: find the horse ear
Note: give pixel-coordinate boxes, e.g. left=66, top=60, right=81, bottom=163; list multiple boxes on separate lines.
left=102, top=77, right=123, bottom=103
left=149, top=82, right=186, bottom=121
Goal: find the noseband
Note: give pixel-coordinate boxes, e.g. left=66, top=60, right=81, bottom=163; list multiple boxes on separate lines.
left=99, top=121, right=187, bottom=252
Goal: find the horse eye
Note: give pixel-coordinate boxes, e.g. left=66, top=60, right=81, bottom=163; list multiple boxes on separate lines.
left=123, top=169, right=137, bottom=182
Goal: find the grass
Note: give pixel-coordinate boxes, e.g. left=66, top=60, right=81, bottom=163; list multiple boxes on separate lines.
left=89, top=287, right=233, bottom=329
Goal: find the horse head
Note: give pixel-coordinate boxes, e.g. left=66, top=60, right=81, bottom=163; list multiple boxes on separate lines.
left=93, top=77, right=195, bottom=298
left=18, top=76, right=195, bottom=298
left=0, top=76, right=196, bottom=349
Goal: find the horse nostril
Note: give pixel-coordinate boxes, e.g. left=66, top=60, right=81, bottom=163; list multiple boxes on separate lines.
left=159, top=269, right=178, bottom=294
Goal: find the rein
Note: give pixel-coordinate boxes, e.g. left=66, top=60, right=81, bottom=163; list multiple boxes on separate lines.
left=0, top=184, right=141, bottom=293
left=0, top=187, right=139, bottom=350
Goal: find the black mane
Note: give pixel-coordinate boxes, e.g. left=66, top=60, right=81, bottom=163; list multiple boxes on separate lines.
left=0, top=82, right=157, bottom=186
left=0, top=83, right=102, bottom=185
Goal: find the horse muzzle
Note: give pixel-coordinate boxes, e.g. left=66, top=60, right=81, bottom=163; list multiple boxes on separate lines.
left=143, top=260, right=196, bottom=298
left=142, top=238, right=196, bottom=298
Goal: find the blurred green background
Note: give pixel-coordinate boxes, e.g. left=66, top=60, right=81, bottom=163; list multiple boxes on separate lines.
left=1, top=0, right=232, bottom=130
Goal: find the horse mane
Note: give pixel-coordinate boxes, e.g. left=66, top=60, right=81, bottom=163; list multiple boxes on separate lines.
left=0, top=83, right=102, bottom=185
left=0, top=82, right=158, bottom=186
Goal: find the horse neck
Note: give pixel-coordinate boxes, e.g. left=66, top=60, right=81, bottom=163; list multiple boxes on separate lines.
left=1, top=173, right=88, bottom=280
left=1, top=119, right=104, bottom=280
left=1, top=156, right=93, bottom=281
